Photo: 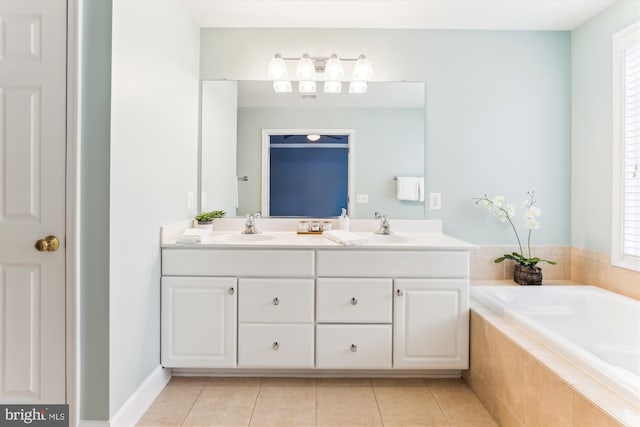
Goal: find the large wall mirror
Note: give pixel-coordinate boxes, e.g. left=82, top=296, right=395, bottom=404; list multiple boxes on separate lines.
left=200, top=80, right=426, bottom=219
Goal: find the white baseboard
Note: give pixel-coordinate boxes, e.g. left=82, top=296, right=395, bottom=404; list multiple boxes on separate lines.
left=78, top=422, right=110, bottom=427
left=109, top=365, right=172, bottom=427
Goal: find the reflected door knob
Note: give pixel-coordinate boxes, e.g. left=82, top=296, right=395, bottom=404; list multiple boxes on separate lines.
left=35, top=235, right=60, bottom=252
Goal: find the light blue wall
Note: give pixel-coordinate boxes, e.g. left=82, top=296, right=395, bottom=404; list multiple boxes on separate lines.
left=78, top=0, right=200, bottom=420
left=109, top=0, right=200, bottom=417
left=572, top=1, right=640, bottom=253
left=79, top=0, right=111, bottom=420
left=236, top=107, right=425, bottom=219
left=201, top=29, right=572, bottom=244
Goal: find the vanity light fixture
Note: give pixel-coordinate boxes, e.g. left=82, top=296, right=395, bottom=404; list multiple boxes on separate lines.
left=267, top=53, right=373, bottom=94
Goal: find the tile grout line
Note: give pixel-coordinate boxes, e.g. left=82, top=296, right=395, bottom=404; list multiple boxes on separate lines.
left=178, top=380, right=206, bottom=427
left=423, top=379, right=453, bottom=427
left=247, top=377, right=263, bottom=427
left=370, top=378, right=387, bottom=427
left=315, top=378, right=318, bottom=427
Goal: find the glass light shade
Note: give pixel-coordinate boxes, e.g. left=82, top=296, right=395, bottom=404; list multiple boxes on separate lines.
left=272, top=80, right=292, bottom=93
left=349, top=80, right=368, bottom=94
left=323, top=80, right=342, bottom=93
left=352, top=54, right=373, bottom=81
left=268, top=54, right=288, bottom=80
left=324, top=54, right=344, bottom=80
left=296, top=54, right=316, bottom=80
left=299, top=80, right=317, bottom=93
left=307, top=134, right=321, bottom=142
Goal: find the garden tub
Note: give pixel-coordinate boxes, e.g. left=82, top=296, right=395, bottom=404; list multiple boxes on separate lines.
left=471, top=285, right=640, bottom=405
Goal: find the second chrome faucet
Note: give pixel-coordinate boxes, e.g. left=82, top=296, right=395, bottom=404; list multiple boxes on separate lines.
left=242, top=212, right=262, bottom=234
left=374, top=212, right=393, bottom=235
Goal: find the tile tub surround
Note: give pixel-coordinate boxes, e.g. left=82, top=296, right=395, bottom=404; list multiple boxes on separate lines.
left=464, top=300, right=640, bottom=427
left=571, top=247, right=640, bottom=301
left=470, top=246, right=572, bottom=282
left=471, top=245, right=640, bottom=301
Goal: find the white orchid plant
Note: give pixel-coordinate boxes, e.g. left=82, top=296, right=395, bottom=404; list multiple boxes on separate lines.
left=473, top=191, right=556, bottom=268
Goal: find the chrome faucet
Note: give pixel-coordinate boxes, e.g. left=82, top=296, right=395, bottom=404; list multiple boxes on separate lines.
left=374, top=212, right=393, bottom=235
left=242, top=212, right=262, bottom=234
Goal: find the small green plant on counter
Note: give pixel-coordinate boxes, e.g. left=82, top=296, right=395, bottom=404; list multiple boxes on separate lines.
left=194, top=210, right=226, bottom=224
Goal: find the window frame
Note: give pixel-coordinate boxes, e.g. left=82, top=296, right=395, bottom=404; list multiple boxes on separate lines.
left=612, top=21, right=640, bottom=272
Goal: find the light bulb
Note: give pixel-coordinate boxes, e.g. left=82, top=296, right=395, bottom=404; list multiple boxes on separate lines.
left=352, top=54, right=373, bottom=81
left=296, top=54, right=316, bottom=80
left=324, top=54, right=344, bottom=81
left=299, top=80, right=317, bottom=93
left=324, top=80, right=342, bottom=93
left=272, top=80, right=292, bottom=93
left=349, top=81, right=367, bottom=94
left=267, top=54, right=288, bottom=80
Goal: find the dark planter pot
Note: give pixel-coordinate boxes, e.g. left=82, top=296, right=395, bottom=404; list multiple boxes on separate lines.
left=513, top=264, right=542, bottom=286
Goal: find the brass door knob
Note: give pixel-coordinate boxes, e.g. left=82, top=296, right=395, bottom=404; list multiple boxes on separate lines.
left=35, top=235, right=60, bottom=252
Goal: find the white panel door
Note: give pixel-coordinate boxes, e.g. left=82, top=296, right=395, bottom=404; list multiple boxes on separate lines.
left=162, top=277, right=237, bottom=368
left=0, top=0, right=67, bottom=403
left=393, top=279, right=469, bottom=369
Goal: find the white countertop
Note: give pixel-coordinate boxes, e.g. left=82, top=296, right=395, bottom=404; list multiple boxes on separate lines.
left=162, top=229, right=474, bottom=250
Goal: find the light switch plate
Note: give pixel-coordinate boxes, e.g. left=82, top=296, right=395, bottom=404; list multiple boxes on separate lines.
left=429, top=193, right=442, bottom=210
left=356, top=194, right=369, bottom=204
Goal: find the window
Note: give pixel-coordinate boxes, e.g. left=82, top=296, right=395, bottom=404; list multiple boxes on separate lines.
left=612, top=21, right=640, bottom=272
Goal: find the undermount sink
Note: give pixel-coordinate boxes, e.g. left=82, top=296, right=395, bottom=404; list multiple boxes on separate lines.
left=369, top=233, right=412, bottom=244
left=218, top=233, right=277, bottom=242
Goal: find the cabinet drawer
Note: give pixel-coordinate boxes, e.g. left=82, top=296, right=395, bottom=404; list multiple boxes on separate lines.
left=317, top=278, right=392, bottom=323
left=317, top=250, right=469, bottom=278
left=239, top=279, right=314, bottom=323
left=238, top=324, right=314, bottom=368
left=162, top=249, right=314, bottom=276
left=316, top=325, right=392, bottom=369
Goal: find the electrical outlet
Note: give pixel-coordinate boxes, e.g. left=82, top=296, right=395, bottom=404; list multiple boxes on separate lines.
left=356, top=194, right=369, bottom=204
left=429, top=193, right=442, bottom=210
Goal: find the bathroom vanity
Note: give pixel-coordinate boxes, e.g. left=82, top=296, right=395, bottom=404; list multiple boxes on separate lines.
left=160, top=219, right=472, bottom=374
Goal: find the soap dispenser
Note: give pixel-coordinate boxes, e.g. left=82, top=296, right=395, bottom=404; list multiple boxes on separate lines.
left=339, top=208, right=350, bottom=231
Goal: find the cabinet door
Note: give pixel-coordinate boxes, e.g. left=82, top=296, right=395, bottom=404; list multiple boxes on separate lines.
left=393, top=279, right=469, bottom=369
left=162, top=277, right=237, bottom=368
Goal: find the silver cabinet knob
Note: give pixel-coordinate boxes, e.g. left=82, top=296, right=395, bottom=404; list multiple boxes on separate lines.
left=272, top=342, right=280, bottom=350
left=228, top=287, right=235, bottom=295
left=396, top=289, right=404, bottom=297
left=350, top=344, right=357, bottom=352
left=351, top=297, right=358, bottom=305
left=273, top=297, right=280, bottom=306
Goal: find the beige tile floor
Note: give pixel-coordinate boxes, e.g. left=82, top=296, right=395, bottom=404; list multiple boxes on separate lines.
left=137, top=377, right=499, bottom=427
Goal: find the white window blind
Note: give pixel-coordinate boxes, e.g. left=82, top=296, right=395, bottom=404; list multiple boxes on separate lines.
left=612, top=21, right=640, bottom=272
left=623, top=40, right=640, bottom=258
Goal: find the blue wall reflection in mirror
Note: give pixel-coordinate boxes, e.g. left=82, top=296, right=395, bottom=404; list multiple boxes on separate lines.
left=269, top=134, right=349, bottom=217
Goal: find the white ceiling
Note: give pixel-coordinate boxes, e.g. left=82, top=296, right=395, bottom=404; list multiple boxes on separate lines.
left=184, top=0, right=619, bottom=31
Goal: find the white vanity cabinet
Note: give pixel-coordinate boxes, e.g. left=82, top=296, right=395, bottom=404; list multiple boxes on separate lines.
left=161, top=276, right=237, bottom=368
left=238, top=278, right=314, bottom=368
left=161, top=243, right=470, bottom=372
left=316, top=250, right=469, bottom=370
left=316, top=278, right=393, bottom=369
left=393, top=279, right=469, bottom=369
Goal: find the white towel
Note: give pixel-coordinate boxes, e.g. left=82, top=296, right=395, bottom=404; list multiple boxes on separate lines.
left=396, top=176, right=424, bottom=202
left=176, top=228, right=208, bottom=244
left=176, top=234, right=202, bottom=244
left=322, top=230, right=368, bottom=246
